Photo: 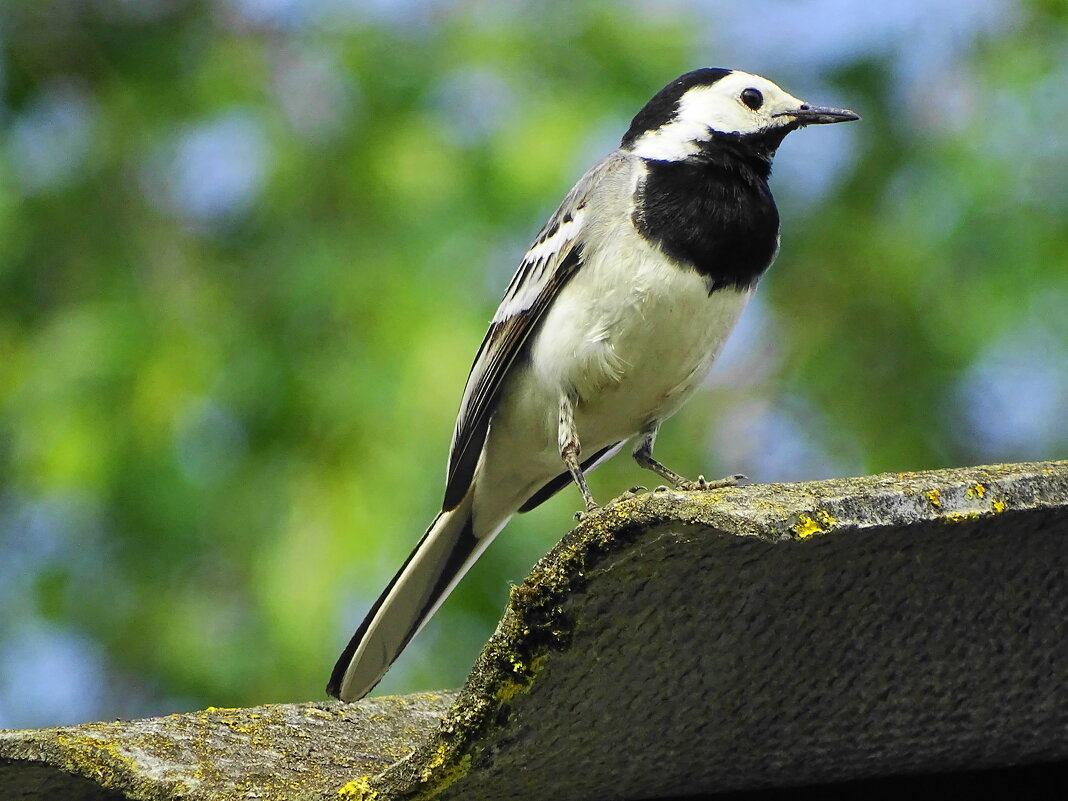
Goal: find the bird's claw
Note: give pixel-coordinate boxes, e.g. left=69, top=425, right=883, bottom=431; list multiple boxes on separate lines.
left=677, top=473, right=748, bottom=491
left=574, top=503, right=600, bottom=522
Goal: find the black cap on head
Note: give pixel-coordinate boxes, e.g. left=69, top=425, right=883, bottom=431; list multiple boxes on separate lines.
left=621, top=68, right=733, bottom=148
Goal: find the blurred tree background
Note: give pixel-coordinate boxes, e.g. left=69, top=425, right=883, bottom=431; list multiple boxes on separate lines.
left=1, top=0, right=1066, bottom=729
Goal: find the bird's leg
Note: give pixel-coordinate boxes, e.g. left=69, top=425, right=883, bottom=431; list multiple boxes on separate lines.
left=559, top=394, right=599, bottom=515
left=632, top=422, right=746, bottom=491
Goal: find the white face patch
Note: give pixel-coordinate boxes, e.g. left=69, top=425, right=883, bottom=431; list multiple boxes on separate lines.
left=629, top=71, right=807, bottom=162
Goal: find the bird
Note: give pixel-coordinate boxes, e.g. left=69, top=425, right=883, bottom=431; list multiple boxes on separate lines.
left=328, top=68, right=858, bottom=701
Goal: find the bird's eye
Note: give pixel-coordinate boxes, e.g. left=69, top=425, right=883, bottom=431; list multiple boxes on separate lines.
left=740, top=88, right=764, bottom=111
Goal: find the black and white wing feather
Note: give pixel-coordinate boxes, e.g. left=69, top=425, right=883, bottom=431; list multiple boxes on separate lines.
left=442, top=154, right=622, bottom=511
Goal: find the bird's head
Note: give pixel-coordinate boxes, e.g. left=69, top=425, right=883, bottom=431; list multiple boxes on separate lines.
left=622, top=68, right=859, bottom=163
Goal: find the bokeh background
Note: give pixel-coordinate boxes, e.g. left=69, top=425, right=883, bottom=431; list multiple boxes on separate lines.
left=1, top=0, right=1066, bottom=729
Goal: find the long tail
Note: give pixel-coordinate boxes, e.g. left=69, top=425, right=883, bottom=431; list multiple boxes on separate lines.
left=327, top=496, right=497, bottom=701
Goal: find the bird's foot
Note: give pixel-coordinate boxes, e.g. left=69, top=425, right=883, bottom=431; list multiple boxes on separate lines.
left=573, top=501, right=601, bottom=522
left=607, top=485, right=647, bottom=506
left=675, top=473, right=748, bottom=492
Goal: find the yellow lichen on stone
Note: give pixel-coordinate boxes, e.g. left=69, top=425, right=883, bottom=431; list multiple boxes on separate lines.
left=494, top=652, right=549, bottom=704
left=967, top=483, right=987, bottom=499
left=337, top=776, right=377, bottom=800
left=53, top=735, right=115, bottom=785
left=494, top=680, right=525, bottom=703
left=944, top=511, right=981, bottom=524
left=415, top=754, right=472, bottom=801
left=816, top=510, right=837, bottom=527
left=793, top=514, right=822, bottom=539
left=926, top=489, right=942, bottom=508
left=421, top=743, right=449, bottom=781
left=992, top=499, right=1006, bottom=513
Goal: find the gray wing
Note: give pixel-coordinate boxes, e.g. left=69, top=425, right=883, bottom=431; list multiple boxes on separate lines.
left=441, top=152, right=627, bottom=511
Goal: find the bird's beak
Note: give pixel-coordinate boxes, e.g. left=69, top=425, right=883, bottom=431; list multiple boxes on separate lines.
left=776, top=103, right=860, bottom=126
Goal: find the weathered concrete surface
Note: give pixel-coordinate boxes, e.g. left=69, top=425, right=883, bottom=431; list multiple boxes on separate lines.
left=372, top=460, right=1068, bottom=801
left=0, top=694, right=456, bottom=800
left=2, top=460, right=1066, bottom=801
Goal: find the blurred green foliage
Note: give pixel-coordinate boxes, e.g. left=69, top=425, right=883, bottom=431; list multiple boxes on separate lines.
left=1, top=0, right=1066, bottom=726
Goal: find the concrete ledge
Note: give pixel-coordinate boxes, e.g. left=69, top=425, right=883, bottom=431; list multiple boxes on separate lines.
left=0, top=694, right=456, bottom=801
left=2, top=460, right=1066, bottom=800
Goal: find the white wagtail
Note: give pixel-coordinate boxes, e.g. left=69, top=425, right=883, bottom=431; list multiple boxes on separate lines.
left=328, top=68, right=858, bottom=701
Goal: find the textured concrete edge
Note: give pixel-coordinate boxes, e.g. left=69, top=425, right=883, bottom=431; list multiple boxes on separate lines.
left=363, top=460, right=1068, bottom=800
left=1, top=461, right=1064, bottom=801
left=0, top=695, right=457, bottom=801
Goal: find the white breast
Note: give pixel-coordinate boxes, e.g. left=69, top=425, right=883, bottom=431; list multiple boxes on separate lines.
left=532, top=225, right=751, bottom=445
